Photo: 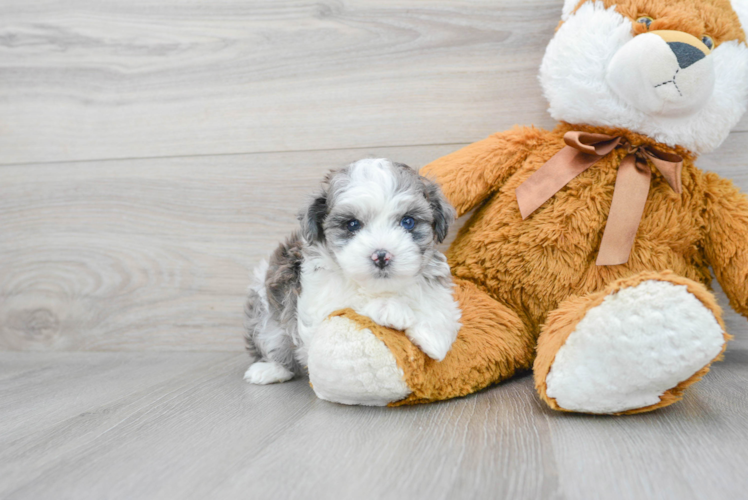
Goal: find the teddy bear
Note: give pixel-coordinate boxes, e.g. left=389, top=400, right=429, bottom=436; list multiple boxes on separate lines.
left=303, top=0, right=748, bottom=414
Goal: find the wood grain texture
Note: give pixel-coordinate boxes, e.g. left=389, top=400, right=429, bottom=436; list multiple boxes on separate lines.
left=1, top=350, right=746, bottom=500
left=0, top=0, right=560, bottom=164
left=1, top=1, right=747, bottom=498
left=2, top=136, right=747, bottom=352
left=1, top=0, right=747, bottom=351
left=0, top=144, right=468, bottom=351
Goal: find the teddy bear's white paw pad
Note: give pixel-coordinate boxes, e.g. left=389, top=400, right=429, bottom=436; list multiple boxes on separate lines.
left=546, top=280, right=725, bottom=414
left=307, top=316, right=411, bottom=406
left=244, top=361, right=295, bottom=385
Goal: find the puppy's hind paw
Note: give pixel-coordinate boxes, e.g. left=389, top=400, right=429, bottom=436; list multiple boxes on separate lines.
left=244, top=361, right=295, bottom=385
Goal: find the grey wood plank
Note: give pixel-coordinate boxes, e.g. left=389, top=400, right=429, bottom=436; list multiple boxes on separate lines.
left=0, top=144, right=466, bottom=351
left=0, top=352, right=236, bottom=442
left=546, top=352, right=748, bottom=500
left=2, top=133, right=748, bottom=351
left=0, top=352, right=317, bottom=500
left=208, top=376, right=564, bottom=500
left=1, top=351, right=746, bottom=500
left=0, top=0, right=573, bottom=163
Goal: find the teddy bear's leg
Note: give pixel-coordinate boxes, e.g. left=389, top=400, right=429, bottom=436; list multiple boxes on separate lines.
left=534, top=271, right=730, bottom=415
left=307, top=278, right=534, bottom=406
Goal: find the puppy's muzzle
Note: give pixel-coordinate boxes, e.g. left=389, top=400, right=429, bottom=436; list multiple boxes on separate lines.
left=371, top=250, right=392, bottom=269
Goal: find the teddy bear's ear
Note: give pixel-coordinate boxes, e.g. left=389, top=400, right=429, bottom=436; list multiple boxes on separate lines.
left=732, top=0, right=748, bottom=34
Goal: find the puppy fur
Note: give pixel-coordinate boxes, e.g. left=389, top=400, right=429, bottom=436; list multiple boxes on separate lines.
left=244, top=159, right=462, bottom=384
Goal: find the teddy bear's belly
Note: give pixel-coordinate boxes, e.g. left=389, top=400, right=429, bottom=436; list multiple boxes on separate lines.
left=447, top=178, right=710, bottom=328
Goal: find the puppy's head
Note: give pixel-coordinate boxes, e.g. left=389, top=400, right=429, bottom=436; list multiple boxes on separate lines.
left=300, top=159, right=455, bottom=287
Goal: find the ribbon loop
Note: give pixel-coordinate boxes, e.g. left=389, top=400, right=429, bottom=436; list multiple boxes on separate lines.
left=642, top=148, right=683, bottom=193
left=515, top=131, right=683, bottom=266
left=564, top=131, right=621, bottom=156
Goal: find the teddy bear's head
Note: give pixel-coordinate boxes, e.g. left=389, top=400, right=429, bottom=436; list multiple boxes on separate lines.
left=540, top=0, right=748, bottom=153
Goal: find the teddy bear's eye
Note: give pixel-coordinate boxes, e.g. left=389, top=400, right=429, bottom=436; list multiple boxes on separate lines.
left=702, top=35, right=714, bottom=50
left=636, top=16, right=653, bottom=28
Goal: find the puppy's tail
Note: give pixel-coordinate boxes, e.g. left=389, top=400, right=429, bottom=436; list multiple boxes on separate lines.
left=244, top=260, right=271, bottom=362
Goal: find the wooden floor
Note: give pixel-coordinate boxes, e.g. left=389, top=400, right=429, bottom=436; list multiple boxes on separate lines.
left=1, top=1, right=748, bottom=499
left=2, top=339, right=748, bottom=500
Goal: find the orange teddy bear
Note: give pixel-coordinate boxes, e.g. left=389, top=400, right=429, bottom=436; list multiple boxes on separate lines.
left=305, top=0, right=748, bottom=414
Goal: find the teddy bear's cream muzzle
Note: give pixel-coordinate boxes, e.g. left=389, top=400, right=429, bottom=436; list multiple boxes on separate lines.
left=606, top=30, right=715, bottom=117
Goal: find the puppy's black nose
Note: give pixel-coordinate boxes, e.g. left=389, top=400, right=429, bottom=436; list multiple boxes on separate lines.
left=667, top=41, right=706, bottom=69
left=371, top=250, right=391, bottom=269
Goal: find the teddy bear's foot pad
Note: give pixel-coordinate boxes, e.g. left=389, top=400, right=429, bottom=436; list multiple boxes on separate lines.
left=307, top=316, right=412, bottom=406
left=545, top=280, right=725, bottom=414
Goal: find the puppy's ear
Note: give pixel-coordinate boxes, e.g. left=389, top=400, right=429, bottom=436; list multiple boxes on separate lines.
left=422, top=177, right=456, bottom=244
left=299, top=190, right=328, bottom=244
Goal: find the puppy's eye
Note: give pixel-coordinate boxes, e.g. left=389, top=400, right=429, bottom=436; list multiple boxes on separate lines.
left=636, top=16, right=653, bottom=29
left=400, top=216, right=415, bottom=231
left=346, top=219, right=362, bottom=232
left=702, top=35, right=714, bottom=50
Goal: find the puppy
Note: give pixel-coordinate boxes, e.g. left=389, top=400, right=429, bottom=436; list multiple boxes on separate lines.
left=243, top=158, right=461, bottom=384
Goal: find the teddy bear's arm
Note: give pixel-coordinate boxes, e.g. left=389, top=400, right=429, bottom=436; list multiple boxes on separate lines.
left=704, top=172, right=748, bottom=318
left=420, top=127, right=537, bottom=217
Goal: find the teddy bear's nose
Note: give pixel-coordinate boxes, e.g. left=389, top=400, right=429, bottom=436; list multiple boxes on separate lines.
left=648, top=30, right=711, bottom=70
left=667, top=41, right=706, bottom=69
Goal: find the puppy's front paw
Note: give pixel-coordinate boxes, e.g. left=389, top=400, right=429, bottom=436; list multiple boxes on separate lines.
left=363, top=299, right=415, bottom=331
left=405, top=324, right=456, bottom=362
left=244, top=361, right=295, bottom=385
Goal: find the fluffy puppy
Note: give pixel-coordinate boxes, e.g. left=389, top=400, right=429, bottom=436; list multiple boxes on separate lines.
left=243, top=158, right=461, bottom=384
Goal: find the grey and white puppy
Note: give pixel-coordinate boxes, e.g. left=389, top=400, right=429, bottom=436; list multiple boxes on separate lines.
left=244, top=158, right=462, bottom=384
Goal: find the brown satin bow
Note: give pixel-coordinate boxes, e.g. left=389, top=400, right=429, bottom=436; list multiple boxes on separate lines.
left=515, top=131, right=683, bottom=266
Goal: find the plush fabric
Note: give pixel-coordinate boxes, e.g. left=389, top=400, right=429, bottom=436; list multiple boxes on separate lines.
left=543, top=0, right=748, bottom=154
left=534, top=271, right=730, bottom=414
left=339, top=278, right=537, bottom=406
left=430, top=123, right=712, bottom=330
left=412, top=122, right=747, bottom=412
left=306, top=0, right=748, bottom=413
